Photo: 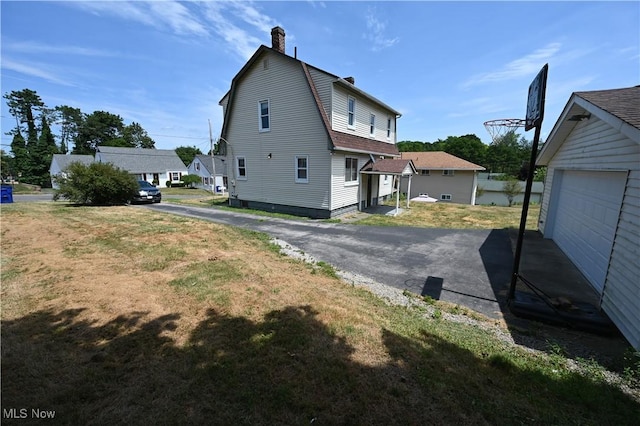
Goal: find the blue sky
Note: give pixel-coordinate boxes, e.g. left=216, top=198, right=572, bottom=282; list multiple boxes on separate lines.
left=2, top=1, right=638, bottom=152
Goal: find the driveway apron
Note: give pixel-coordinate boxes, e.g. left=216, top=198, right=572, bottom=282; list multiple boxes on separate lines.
left=144, top=204, right=514, bottom=320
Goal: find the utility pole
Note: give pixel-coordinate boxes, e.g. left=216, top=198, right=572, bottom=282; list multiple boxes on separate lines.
left=208, top=119, right=217, bottom=195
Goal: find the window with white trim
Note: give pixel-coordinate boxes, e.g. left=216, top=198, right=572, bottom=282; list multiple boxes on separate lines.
left=345, top=157, right=358, bottom=183
left=421, top=169, right=430, bottom=176
left=440, top=194, right=452, bottom=201
left=386, top=117, right=392, bottom=139
left=236, top=156, right=247, bottom=180
left=295, top=156, right=309, bottom=183
left=369, top=114, right=375, bottom=136
left=384, top=175, right=389, bottom=184
left=170, top=172, right=181, bottom=181
left=442, top=169, right=455, bottom=176
left=259, top=100, right=270, bottom=132
left=347, top=96, right=356, bottom=129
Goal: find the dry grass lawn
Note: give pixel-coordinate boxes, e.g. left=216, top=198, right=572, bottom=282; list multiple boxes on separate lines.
left=1, top=203, right=638, bottom=424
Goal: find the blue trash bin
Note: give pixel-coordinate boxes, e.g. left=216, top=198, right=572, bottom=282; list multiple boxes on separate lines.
left=1, top=185, right=13, bottom=204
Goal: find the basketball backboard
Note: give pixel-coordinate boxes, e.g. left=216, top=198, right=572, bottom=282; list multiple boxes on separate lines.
left=525, top=64, right=548, bottom=131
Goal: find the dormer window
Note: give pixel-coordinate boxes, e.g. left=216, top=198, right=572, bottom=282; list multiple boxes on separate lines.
left=347, top=96, right=356, bottom=129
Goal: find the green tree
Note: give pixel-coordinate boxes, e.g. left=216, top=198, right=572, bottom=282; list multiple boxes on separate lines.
left=1, top=150, right=15, bottom=179
left=3, top=89, right=45, bottom=148
left=52, top=162, right=138, bottom=205
left=502, top=179, right=523, bottom=207
left=442, top=134, right=486, bottom=166
left=32, top=115, right=59, bottom=187
left=123, top=122, right=155, bottom=148
left=74, top=111, right=125, bottom=154
left=9, top=130, right=31, bottom=182
left=175, top=146, right=202, bottom=166
left=181, top=174, right=201, bottom=188
left=54, top=105, right=83, bottom=154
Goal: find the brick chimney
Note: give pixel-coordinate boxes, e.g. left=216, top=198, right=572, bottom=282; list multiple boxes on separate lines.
left=344, top=76, right=355, bottom=85
left=271, top=26, right=285, bottom=54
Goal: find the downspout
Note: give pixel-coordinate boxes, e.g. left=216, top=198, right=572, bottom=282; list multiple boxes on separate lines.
left=471, top=171, right=478, bottom=205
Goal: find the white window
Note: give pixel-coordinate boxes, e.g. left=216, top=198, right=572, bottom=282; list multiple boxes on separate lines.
left=195, top=162, right=200, bottom=171
left=369, top=114, right=375, bottom=136
left=442, top=170, right=455, bottom=176
left=441, top=194, right=452, bottom=201
left=384, top=175, right=389, bottom=184
left=259, top=100, right=270, bottom=132
left=236, top=156, right=247, bottom=180
left=386, top=117, right=392, bottom=139
left=170, top=172, right=181, bottom=181
left=421, top=170, right=430, bottom=176
left=345, top=157, right=358, bottom=183
left=347, top=96, right=356, bottom=129
left=295, top=156, right=309, bottom=183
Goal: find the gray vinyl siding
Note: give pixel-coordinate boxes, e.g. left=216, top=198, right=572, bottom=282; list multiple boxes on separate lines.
left=400, top=171, right=477, bottom=204
left=330, top=152, right=370, bottom=210
left=332, top=87, right=397, bottom=143
left=226, top=51, right=331, bottom=210
left=539, top=115, right=640, bottom=349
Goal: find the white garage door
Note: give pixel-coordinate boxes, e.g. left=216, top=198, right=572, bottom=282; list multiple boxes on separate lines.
left=550, top=170, right=626, bottom=293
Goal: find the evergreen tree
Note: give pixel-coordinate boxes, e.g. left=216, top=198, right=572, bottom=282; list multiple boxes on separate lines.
left=55, top=105, right=83, bottom=154
left=33, top=115, right=59, bottom=187
left=9, top=130, right=32, bottom=182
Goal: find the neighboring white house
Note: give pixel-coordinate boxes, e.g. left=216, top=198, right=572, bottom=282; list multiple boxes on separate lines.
left=49, top=154, right=94, bottom=189
left=399, top=152, right=485, bottom=204
left=475, top=173, right=544, bottom=206
left=536, top=86, right=640, bottom=350
left=95, top=146, right=188, bottom=188
left=218, top=26, right=402, bottom=218
left=186, top=154, right=227, bottom=192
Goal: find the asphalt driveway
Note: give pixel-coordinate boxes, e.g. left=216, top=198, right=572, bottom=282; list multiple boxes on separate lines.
left=144, top=203, right=514, bottom=320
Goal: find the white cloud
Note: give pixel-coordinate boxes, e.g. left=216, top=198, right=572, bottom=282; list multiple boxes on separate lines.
left=70, top=1, right=208, bottom=37
left=3, top=40, right=119, bottom=57
left=462, top=43, right=561, bottom=88
left=363, top=8, right=399, bottom=52
left=1, top=58, right=76, bottom=87
left=202, top=1, right=280, bottom=61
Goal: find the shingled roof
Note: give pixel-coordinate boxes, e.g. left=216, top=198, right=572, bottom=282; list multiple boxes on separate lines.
left=400, top=152, right=485, bottom=170
left=96, top=146, right=187, bottom=174
left=51, top=154, right=94, bottom=169
left=575, top=86, right=640, bottom=129
left=360, top=158, right=416, bottom=175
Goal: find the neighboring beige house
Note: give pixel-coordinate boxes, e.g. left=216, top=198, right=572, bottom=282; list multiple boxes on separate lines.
left=475, top=173, right=544, bottom=206
left=218, top=27, right=402, bottom=218
left=49, top=154, right=94, bottom=189
left=399, top=152, right=485, bottom=204
left=536, top=86, right=640, bottom=350
left=95, top=146, right=187, bottom=188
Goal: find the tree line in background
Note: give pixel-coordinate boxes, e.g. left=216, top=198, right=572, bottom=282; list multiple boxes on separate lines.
left=2, top=88, right=155, bottom=187
left=397, top=133, right=544, bottom=181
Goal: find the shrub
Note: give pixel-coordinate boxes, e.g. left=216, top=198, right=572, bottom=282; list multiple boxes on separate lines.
left=181, top=174, right=201, bottom=188
left=52, top=162, right=138, bottom=205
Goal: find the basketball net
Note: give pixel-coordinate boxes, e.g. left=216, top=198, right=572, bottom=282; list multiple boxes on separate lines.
left=483, top=119, right=527, bottom=144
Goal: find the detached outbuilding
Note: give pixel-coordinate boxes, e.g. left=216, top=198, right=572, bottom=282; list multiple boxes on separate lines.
left=536, top=86, right=640, bottom=349
left=49, top=154, right=94, bottom=189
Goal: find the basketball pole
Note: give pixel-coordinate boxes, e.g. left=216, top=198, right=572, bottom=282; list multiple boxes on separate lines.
left=508, top=122, right=543, bottom=301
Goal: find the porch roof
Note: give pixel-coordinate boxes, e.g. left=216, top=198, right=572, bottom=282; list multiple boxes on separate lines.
left=360, top=159, right=416, bottom=175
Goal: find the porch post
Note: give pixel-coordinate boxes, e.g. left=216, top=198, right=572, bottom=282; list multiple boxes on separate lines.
left=395, top=176, right=400, bottom=216
left=406, top=174, right=412, bottom=209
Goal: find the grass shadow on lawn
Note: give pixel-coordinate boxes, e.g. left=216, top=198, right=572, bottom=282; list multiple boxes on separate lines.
left=3, top=305, right=638, bottom=425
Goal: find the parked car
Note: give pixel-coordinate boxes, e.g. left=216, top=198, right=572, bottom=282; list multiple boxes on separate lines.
left=132, top=180, right=162, bottom=204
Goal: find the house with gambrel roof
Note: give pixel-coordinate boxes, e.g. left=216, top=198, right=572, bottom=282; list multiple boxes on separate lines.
left=95, top=146, right=187, bottom=188
left=218, top=26, right=404, bottom=218
left=399, top=151, right=485, bottom=204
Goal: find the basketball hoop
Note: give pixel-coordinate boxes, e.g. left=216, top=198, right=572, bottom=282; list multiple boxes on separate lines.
left=483, top=118, right=527, bottom=144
